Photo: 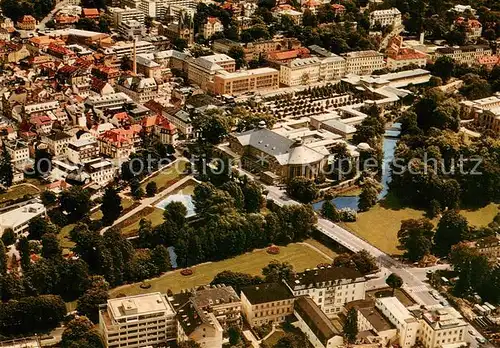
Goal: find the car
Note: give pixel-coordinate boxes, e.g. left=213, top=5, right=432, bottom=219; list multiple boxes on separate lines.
left=469, top=329, right=475, bottom=336
left=476, top=337, right=486, bottom=344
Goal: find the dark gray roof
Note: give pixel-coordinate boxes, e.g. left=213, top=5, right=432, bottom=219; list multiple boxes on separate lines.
left=288, top=267, right=364, bottom=289
left=241, top=283, right=294, bottom=304
left=234, top=128, right=294, bottom=158
left=295, top=296, right=341, bottom=345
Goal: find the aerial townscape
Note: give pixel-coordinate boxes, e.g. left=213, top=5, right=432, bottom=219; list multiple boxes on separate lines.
left=0, top=0, right=499, bottom=347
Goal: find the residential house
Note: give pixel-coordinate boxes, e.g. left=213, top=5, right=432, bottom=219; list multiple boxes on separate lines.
left=201, top=17, right=224, bottom=39
left=284, top=266, right=367, bottom=317
left=240, top=283, right=295, bottom=327
left=16, top=15, right=37, bottom=30
left=42, top=131, right=74, bottom=157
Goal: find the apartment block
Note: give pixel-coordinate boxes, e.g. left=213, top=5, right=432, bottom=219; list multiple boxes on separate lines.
left=343, top=50, right=385, bottom=75
left=375, top=297, right=420, bottom=348
left=99, top=293, right=177, bottom=348
left=240, top=283, right=295, bottom=327
left=213, top=67, right=280, bottom=95
left=284, top=266, right=366, bottom=317
left=434, top=45, right=492, bottom=66
left=110, top=7, right=145, bottom=26
left=280, top=57, right=321, bottom=86
left=176, top=299, right=223, bottom=348
left=319, top=55, right=346, bottom=81
left=369, top=8, right=402, bottom=27
left=417, top=307, right=468, bottom=348
left=5, top=140, right=30, bottom=168
left=42, top=131, right=74, bottom=157
left=111, top=40, right=156, bottom=58
left=66, top=138, right=99, bottom=164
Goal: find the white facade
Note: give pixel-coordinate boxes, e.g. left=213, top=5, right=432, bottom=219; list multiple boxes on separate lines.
left=280, top=57, right=321, bottom=86
left=434, top=45, right=492, bottom=66
left=5, top=140, right=30, bottom=168
left=343, top=50, right=386, bottom=75
left=375, top=297, right=420, bottom=348
left=0, top=202, right=46, bottom=236
left=369, top=8, right=402, bottom=27
left=99, top=293, right=177, bottom=348
left=111, top=40, right=156, bottom=58
left=285, top=267, right=366, bottom=318
left=418, top=308, right=468, bottom=348
left=110, top=7, right=145, bottom=26
left=320, top=55, right=346, bottom=81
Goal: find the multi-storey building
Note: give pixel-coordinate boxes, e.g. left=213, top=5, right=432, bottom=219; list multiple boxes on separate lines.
left=294, top=296, right=344, bottom=348
left=187, top=54, right=235, bottom=90
left=369, top=8, right=402, bottom=28
left=375, top=297, right=420, bottom=348
left=97, top=129, right=135, bottom=159
left=319, top=55, right=347, bottom=81
left=0, top=202, right=46, bottom=236
left=163, top=109, right=193, bottom=138
left=213, top=67, right=280, bottom=95
left=16, top=15, right=37, bottom=30
left=461, top=95, right=500, bottom=134
left=284, top=266, right=366, bottom=317
left=118, top=20, right=145, bottom=40
left=386, top=36, right=428, bottom=70
left=417, top=307, right=468, bottom=348
left=5, top=140, right=30, bottom=168
left=66, top=138, right=99, bottom=164
left=343, top=50, right=385, bottom=75
left=99, top=293, right=177, bottom=348
left=86, top=93, right=134, bottom=111
left=175, top=298, right=223, bottom=348
left=171, top=285, right=241, bottom=330
left=42, top=132, right=74, bottom=158
left=213, top=37, right=302, bottom=62
left=110, top=40, right=156, bottom=58
left=116, top=76, right=160, bottom=104
left=110, top=7, right=145, bottom=26
left=85, top=158, right=117, bottom=186
left=240, top=283, right=295, bottom=327
left=434, top=45, right=492, bottom=66
left=201, top=17, right=224, bottom=39
left=454, top=17, right=482, bottom=41
left=280, top=57, right=321, bottom=86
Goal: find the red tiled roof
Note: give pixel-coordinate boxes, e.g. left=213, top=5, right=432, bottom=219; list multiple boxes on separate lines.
left=19, top=15, right=36, bottom=23
left=388, top=48, right=427, bottom=60
left=455, top=17, right=482, bottom=28
left=83, top=8, right=99, bottom=17
left=207, top=17, right=221, bottom=24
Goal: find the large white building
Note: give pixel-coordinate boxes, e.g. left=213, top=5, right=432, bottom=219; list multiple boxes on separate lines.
left=110, top=7, right=145, bottom=26
left=284, top=266, right=366, bottom=318
left=319, top=55, right=346, bottom=81
left=375, top=297, right=420, bottom=348
left=280, top=57, right=322, bottom=86
left=434, top=45, right=492, bottom=66
left=418, top=307, right=468, bottom=348
left=369, top=8, right=402, bottom=28
left=99, top=293, right=177, bottom=348
left=5, top=140, right=30, bottom=168
left=0, top=202, right=46, bottom=236
left=343, top=50, right=386, bottom=75
left=110, top=40, right=156, bottom=58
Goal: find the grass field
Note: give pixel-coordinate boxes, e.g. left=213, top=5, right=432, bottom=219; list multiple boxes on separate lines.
left=303, top=238, right=338, bottom=259
left=341, top=200, right=499, bottom=255
left=141, top=160, right=188, bottom=191
left=0, top=184, right=40, bottom=204
left=117, top=206, right=165, bottom=237
left=59, top=223, right=76, bottom=253
left=263, top=331, right=285, bottom=347
left=110, top=243, right=331, bottom=297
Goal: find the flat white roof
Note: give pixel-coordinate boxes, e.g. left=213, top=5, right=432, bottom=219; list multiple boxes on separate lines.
left=0, top=202, right=45, bottom=232
left=107, top=293, right=175, bottom=320
left=376, top=297, right=417, bottom=323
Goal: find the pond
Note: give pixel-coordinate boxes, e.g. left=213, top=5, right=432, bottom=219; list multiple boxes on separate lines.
left=313, top=126, right=400, bottom=212
left=156, top=193, right=196, bottom=217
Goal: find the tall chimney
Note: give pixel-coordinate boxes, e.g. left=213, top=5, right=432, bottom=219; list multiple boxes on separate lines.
left=132, top=39, right=137, bottom=75
left=419, top=32, right=425, bottom=45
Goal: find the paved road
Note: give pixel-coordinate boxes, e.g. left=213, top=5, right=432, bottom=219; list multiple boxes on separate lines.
left=38, top=0, right=70, bottom=30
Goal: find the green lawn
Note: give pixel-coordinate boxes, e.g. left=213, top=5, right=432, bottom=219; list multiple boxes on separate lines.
left=303, top=238, right=338, bottom=259
left=110, top=243, right=330, bottom=297
left=341, top=201, right=499, bottom=255
left=118, top=207, right=165, bottom=237
left=141, top=160, right=188, bottom=191
left=59, top=224, right=76, bottom=254
left=0, top=184, right=40, bottom=204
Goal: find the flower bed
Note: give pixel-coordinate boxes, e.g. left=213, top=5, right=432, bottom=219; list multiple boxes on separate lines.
left=180, top=268, right=193, bottom=276
left=267, top=246, right=280, bottom=255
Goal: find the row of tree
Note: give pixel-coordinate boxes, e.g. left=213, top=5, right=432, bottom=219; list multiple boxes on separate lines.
left=397, top=209, right=496, bottom=262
